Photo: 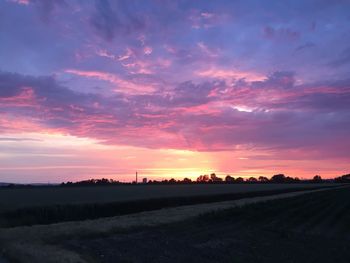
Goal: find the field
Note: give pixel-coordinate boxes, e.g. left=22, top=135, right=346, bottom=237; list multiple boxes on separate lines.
left=0, top=184, right=332, bottom=227
left=65, top=186, right=350, bottom=263
left=0, top=183, right=330, bottom=212
left=0, top=184, right=348, bottom=263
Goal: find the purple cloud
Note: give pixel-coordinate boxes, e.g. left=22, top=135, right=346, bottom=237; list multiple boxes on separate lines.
left=1, top=70, right=350, bottom=160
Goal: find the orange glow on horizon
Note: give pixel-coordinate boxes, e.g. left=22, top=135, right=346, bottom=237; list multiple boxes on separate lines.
left=0, top=132, right=348, bottom=183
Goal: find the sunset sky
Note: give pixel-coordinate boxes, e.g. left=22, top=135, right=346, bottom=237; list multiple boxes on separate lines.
left=0, top=0, right=349, bottom=183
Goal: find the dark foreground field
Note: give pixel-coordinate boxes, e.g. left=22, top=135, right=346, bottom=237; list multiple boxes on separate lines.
left=0, top=184, right=331, bottom=227
left=0, top=183, right=329, bottom=212
left=66, top=187, right=350, bottom=263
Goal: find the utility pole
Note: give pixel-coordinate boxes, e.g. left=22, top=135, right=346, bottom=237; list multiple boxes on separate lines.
left=136, top=171, right=138, bottom=184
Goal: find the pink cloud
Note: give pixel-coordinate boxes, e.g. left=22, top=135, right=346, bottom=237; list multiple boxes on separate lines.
left=118, top=48, right=134, bottom=61
left=196, top=68, right=265, bottom=82
left=64, top=69, right=155, bottom=93
left=121, top=60, right=154, bottom=74
left=9, top=0, right=29, bottom=5
left=143, top=46, right=153, bottom=55
left=0, top=87, right=37, bottom=107
left=96, top=49, right=117, bottom=60
left=1, top=71, right=349, bottom=165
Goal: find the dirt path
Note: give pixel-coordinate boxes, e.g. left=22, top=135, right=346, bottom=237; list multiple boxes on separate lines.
left=0, top=185, right=348, bottom=263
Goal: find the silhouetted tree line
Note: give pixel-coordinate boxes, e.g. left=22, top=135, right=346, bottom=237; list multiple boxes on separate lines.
left=2, top=173, right=348, bottom=189
left=61, top=178, right=122, bottom=186
left=58, top=173, right=350, bottom=187
left=194, top=173, right=302, bottom=184
left=334, top=174, right=350, bottom=183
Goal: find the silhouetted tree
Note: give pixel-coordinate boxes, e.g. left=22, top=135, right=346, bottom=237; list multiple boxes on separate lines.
left=247, top=177, right=258, bottom=182
left=210, top=173, right=223, bottom=182
left=313, top=175, right=322, bottom=182
left=258, top=176, right=269, bottom=182
left=169, top=178, right=176, bottom=184
left=236, top=177, right=244, bottom=183
left=197, top=174, right=210, bottom=182
left=271, top=174, right=286, bottom=183
left=285, top=176, right=296, bottom=183
left=182, top=178, right=192, bottom=183
left=334, top=174, right=350, bottom=183
left=225, top=175, right=235, bottom=182
left=60, top=178, right=123, bottom=187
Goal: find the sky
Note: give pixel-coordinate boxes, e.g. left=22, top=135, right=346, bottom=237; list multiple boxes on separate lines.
left=0, top=0, right=350, bottom=183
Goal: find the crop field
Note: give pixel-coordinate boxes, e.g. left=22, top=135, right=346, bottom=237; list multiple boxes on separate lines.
left=0, top=185, right=348, bottom=263
left=66, top=186, right=350, bottom=263
left=0, top=183, right=331, bottom=212
left=0, top=184, right=334, bottom=227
